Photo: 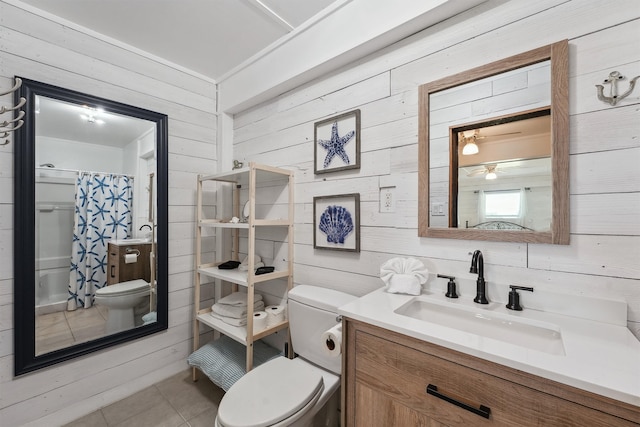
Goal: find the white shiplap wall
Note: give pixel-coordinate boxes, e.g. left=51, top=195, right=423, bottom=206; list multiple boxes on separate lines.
left=0, top=0, right=638, bottom=425
left=232, top=0, right=640, bottom=340
left=0, top=2, right=216, bottom=426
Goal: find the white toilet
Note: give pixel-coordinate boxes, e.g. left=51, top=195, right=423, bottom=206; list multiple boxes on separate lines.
left=215, top=285, right=357, bottom=427
left=94, top=279, right=150, bottom=334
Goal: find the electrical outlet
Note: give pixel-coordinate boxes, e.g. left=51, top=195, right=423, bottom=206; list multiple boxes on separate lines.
left=379, top=187, right=395, bottom=213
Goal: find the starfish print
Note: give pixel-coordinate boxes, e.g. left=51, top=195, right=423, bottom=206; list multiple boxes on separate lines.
left=91, top=254, right=107, bottom=275
left=92, top=176, right=109, bottom=196
left=78, top=186, right=88, bottom=207
left=93, top=228, right=111, bottom=248
left=107, top=213, right=127, bottom=233
left=318, top=121, right=355, bottom=168
left=92, top=201, right=109, bottom=221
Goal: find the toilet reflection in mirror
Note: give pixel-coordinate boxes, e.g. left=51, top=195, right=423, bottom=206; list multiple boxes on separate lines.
left=34, top=95, right=158, bottom=356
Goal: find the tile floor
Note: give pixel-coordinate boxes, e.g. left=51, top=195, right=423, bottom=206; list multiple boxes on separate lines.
left=63, top=370, right=224, bottom=427
left=36, top=305, right=109, bottom=355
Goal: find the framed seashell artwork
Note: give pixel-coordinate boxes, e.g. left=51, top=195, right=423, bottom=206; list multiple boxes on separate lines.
left=313, top=193, right=360, bottom=252
left=314, top=109, right=361, bottom=174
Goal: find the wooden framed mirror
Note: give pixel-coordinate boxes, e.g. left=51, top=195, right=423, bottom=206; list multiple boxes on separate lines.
left=14, top=78, right=169, bottom=375
left=418, top=40, right=569, bottom=244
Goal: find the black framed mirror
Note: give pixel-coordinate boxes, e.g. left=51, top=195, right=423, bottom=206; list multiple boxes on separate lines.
left=14, top=78, right=168, bottom=375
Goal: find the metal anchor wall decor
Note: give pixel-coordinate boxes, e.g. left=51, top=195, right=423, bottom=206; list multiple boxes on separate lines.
left=1, top=77, right=26, bottom=146
left=595, top=71, right=640, bottom=106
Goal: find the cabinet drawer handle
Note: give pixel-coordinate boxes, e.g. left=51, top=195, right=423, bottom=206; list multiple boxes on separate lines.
left=426, top=384, right=491, bottom=419
left=110, top=265, right=115, bottom=277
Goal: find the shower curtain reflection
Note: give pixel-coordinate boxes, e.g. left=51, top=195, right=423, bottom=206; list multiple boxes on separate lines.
left=68, top=172, right=133, bottom=310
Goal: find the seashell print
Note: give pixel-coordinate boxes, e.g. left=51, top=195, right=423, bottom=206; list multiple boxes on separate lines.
left=319, top=205, right=354, bottom=244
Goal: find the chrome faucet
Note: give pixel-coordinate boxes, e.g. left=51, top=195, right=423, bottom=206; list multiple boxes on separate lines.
left=139, top=224, right=152, bottom=231
left=470, top=250, right=489, bottom=304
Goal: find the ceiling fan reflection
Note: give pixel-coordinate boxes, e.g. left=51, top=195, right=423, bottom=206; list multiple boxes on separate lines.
left=459, top=129, right=523, bottom=156
left=466, top=164, right=507, bottom=180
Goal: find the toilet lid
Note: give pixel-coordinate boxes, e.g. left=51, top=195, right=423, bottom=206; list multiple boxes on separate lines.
left=96, top=279, right=149, bottom=296
left=217, top=357, right=323, bottom=427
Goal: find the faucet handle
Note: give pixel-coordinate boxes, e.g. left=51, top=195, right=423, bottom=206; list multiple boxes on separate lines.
left=437, top=274, right=458, bottom=299
left=506, top=285, right=534, bottom=311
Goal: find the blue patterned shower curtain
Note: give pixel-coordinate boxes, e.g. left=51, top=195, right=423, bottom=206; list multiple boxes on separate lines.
left=68, top=173, right=133, bottom=310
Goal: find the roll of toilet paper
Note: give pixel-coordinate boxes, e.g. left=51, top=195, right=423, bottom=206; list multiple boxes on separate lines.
left=124, top=253, right=138, bottom=264
left=265, top=305, right=285, bottom=326
left=252, top=311, right=268, bottom=333
left=321, top=323, right=343, bottom=357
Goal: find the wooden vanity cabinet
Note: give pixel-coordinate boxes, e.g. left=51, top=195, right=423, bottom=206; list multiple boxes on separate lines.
left=342, top=319, right=640, bottom=426
left=107, top=242, right=152, bottom=285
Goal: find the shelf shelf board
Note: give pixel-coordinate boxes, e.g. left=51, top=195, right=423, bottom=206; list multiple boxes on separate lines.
left=254, top=269, right=290, bottom=283
left=199, top=168, right=249, bottom=184
left=198, top=219, right=290, bottom=228
left=253, top=319, right=289, bottom=340
left=199, top=162, right=293, bottom=184
left=199, top=220, right=249, bottom=229
left=198, top=267, right=249, bottom=286
left=253, top=219, right=291, bottom=227
left=197, top=311, right=247, bottom=345
left=197, top=266, right=290, bottom=285
left=196, top=309, right=289, bottom=344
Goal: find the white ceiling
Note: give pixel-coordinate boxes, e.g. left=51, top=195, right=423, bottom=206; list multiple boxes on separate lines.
left=17, top=0, right=488, bottom=147
left=35, top=95, right=156, bottom=148
left=18, top=0, right=338, bottom=81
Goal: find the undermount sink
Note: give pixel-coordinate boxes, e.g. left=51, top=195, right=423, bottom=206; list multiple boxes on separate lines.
left=394, top=298, right=565, bottom=355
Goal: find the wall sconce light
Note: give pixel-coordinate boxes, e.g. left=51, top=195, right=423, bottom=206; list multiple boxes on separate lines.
left=460, top=130, right=479, bottom=155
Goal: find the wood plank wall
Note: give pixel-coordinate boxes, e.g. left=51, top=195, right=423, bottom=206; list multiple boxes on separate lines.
left=233, top=0, right=640, bottom=339
left=0, top=0, right=638, bottom=425
left=0, top=2, right=216, bottom=425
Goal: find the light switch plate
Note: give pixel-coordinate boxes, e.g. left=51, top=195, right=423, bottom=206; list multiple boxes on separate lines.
left=431, top=202, right=445, bottom=216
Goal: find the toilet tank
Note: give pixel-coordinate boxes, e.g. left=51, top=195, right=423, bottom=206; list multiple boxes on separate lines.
left=288, top=285, right=357, bottom=375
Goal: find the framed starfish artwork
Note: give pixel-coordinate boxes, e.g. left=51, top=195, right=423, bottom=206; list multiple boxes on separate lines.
left=313, top=193, right=360, bottom=252
left=314, top=109, right=361, bottom=174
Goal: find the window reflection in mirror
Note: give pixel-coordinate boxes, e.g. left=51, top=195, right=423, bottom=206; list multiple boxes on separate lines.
left=33, top=96, right=157, bottom=356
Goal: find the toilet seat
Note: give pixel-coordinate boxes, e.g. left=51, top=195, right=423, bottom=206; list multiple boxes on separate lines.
left=216, top=357, right=324, bottom=427
left=95, top=279, right=149, bottom=297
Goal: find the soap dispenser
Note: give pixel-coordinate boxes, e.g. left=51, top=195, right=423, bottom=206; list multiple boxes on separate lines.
left=437, top=274, right=458, bottom=298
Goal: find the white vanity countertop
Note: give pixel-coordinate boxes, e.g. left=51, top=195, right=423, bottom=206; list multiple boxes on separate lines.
left=338, top=288, right=640, bottom=406
left=109, top=239, right=152, bottom=246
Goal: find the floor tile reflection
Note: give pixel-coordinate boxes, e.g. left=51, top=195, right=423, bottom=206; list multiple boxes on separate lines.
left=35, top=306, right=108, bottom=355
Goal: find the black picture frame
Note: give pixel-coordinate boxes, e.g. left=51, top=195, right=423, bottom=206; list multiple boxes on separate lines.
left=314, top=109, right=361, bottom=174
left=313, top=193, right=360, bottom=252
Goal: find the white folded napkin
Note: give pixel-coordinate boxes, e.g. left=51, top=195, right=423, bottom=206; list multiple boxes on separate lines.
left=380, top=257, right=429, bottom=295
left=217, top=291, right=263, bottom=306
left=211, top=300, right=265, bottom=319
left=210, top=312, right=247, bottom=327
